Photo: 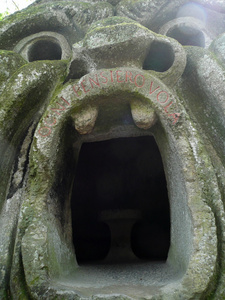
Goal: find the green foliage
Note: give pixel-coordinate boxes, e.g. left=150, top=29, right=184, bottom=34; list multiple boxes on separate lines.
left=0, top=0, right=35, bottom=20
left=0, top=11, right=9, bottom=21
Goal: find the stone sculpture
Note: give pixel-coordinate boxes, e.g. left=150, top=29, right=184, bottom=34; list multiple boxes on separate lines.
left=0, top=0, right=225, bottom=298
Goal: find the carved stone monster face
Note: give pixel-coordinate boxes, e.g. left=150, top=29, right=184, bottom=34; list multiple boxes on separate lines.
left=0, top=0, right=225, bottom=299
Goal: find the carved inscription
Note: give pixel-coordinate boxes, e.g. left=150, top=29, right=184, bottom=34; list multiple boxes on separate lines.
left=38, top=69, right=181, bottom=137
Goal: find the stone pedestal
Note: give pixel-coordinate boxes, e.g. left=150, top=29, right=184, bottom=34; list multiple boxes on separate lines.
left=100, top=209, right=141, bottom=262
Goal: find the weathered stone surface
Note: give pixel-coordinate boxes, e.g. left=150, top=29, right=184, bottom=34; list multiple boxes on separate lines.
left=69, top=18, right=186, bottom=85
left=0, top=50, right=26, bottom=93
left=210, top=33, right=225, bottom=67
left=177, top=47, right=225, bottom=165
left=0, top=1, right=114, bottom=49
left=0, top=60, right=68, bottom=298
left=116, top=0, right=225, bottom=34
left=130, top=100, right=157, bottom=129
left=0, top=0, right=225, bottom=299
left=159, top=17, right=212, bottom=48
left=73, top=105, right=98, bottom=134
left=14, top=31, right=72, bottom=62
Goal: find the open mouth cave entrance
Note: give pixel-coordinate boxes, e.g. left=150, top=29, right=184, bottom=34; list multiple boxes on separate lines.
left=71, top=135, right=170, bottom=264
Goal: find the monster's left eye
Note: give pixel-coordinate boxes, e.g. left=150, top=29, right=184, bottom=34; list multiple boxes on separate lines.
left=28, top=39, right=62, bottom=61
left=14, top=31, right=71, bottom=62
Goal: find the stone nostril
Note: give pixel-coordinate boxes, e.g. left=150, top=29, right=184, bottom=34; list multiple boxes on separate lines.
left=28, top=40, right=62, bottom=62
left=66, top=58, right=90, bottom=81
left=143, top=41, right=175, bottom=72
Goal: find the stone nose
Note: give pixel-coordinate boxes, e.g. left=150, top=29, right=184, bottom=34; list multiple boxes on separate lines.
left=67, top=18, right=186, bottom=85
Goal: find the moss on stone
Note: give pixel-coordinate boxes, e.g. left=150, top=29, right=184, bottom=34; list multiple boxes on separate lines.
left=0, top=1, right=114, bottom=49
left=0, top=60, right=67, bottom=134
left=0, top=50, right=27, bottom=92
left=89, top=16, right=136, bottom=31
left=0, top=59, right=68, bottom=214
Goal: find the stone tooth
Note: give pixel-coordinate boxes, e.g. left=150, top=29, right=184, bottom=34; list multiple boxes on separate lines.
left=73, top=105, right=98, bottom=134
left=130, top=100, right=157, bottom=129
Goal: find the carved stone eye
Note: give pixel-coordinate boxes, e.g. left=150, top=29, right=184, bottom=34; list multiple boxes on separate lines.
left=28, top=39, right=62, bottom=61
left=159, top=17, right=211, bottom=48
left=14, top=31, right=71, bottom=62
left=167, top=26, right=205, bottom=47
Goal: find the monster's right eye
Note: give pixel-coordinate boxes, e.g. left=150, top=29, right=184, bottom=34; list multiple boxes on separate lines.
left=159, top=17, right=210, bottom=48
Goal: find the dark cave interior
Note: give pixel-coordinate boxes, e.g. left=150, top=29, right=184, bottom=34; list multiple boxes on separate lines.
left=71, top=136, right=170, bottom=264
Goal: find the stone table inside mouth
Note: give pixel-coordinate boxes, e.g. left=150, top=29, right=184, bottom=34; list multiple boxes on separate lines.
left=99, top=209, right=141, bottom=262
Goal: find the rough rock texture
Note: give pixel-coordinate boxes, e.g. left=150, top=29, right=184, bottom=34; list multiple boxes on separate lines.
left=0, top=0, right=225, bottom=299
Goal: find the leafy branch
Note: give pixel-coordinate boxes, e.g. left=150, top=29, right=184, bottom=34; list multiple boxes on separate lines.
left=0, top=0, right=35, bottom=20
left=0, top=11, right=9, bottom=21
left=12, top=0, right=19, bottom=10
